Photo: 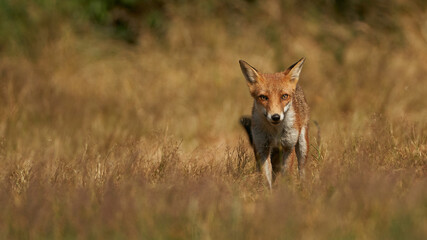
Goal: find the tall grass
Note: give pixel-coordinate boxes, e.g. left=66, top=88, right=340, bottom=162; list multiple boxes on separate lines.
left=0, top=0, right=426, bottom=239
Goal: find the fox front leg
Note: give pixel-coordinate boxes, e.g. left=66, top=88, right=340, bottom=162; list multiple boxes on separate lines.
left=295, top=126, right=309, bottom=179
left=280, top=146, right=293, bottom=176
left=255, top=146, right=273, bottom=189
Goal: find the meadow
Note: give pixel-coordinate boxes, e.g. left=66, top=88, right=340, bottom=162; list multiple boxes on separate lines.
left=0, top=0, right=426, bottom=239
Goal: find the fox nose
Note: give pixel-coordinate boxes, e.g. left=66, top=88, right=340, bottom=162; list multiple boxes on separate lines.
left=271, top=114, right=281, bottom=122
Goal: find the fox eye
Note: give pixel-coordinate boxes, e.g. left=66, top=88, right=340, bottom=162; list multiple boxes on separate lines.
left=281, top=94, right=289, bottom=100
left=259, top=95, right=268, bottom=101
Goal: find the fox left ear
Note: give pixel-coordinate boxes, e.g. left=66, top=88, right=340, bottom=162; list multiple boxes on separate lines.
left=239, top=60, right=261, bottom=84
left=285, top=57, right=305, bottom=83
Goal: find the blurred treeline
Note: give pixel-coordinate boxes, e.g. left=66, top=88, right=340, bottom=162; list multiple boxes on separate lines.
left=1, top=0, right=426, bottom=58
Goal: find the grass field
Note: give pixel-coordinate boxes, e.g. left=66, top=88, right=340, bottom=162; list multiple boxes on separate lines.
left=0, top=0, right=426, bottom=239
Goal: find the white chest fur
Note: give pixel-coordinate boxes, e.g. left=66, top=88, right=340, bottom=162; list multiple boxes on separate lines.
left=251, top=104, right=300, bottom=149
left=280, top=106, right=299, bottom=147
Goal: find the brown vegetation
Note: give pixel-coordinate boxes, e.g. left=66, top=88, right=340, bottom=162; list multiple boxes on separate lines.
left=0, top=0, right=426, bottom=239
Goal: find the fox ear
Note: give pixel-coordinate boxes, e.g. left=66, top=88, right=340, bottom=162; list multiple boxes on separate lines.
left=239, top=60, right=261, bottom=84
left=286, top=57, right=305, bottom=83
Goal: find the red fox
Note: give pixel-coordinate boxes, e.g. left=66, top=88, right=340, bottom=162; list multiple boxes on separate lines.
left=239, top=58, right=309, bottom=189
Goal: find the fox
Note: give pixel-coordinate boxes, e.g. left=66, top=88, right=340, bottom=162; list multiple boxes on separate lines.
left=239, top=58, right=309, bottom=189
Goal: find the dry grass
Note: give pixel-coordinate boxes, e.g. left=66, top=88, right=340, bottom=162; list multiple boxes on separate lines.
left=1, top=1, right=427, bottom=239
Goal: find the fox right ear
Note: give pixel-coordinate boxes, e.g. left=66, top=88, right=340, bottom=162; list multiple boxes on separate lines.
left=285, top=57, right=305, bottom=82
left=239, top=60, right=260, bottom=84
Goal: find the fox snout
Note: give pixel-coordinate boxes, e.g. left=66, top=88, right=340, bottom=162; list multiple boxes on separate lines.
left=267, top=112, right=284, bottom=125
left=263, top=101, right=292, bottom=125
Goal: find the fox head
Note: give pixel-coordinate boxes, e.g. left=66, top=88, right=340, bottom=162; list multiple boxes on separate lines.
left=239, top=58, right=305, bottom=125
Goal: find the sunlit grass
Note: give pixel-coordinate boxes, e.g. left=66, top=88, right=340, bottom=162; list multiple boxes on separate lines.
left=0, top=1, right=426, bottom=239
